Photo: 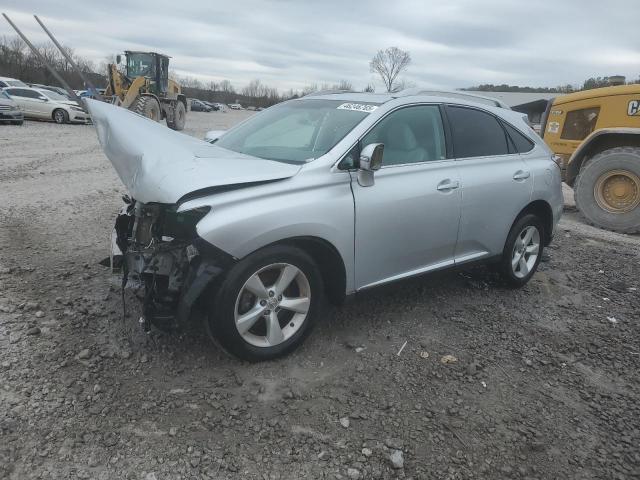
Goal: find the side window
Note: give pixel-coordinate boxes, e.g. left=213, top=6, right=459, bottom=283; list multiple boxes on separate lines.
left=361, top=105, right=446, bottom=166
left=4, top=88, right=18, bottom=96
left=447, top=106, right=509, bottom=158
left=503, top=122, right=535, bottom=153
left=15, top=89, right=38, bottom=99
left=561, top=107, right=600, bottom=141
left=338, top=144, right=359, bottom=170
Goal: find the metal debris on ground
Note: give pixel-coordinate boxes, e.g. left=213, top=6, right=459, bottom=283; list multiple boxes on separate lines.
left=441, top=354, right=458, bottom=364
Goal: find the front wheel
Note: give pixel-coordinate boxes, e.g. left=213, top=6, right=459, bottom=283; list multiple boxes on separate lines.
left=207, top=245, right=323, bottom=361
left=498, top=214, right=544, bottom=288
left=52, top=109, right=68, bottom=124
left=166, top=101, right=186, bottom=130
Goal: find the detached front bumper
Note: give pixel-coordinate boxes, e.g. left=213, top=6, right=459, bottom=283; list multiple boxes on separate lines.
left=106, top=200, right=229, bottom=331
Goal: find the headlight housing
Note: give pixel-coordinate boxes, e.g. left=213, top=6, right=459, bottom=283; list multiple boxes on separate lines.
left=71, top=105, right=85, bottom=112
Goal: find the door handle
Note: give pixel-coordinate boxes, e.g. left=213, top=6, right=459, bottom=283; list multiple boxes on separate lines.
left=436, top=179, right=460, bottom=191
left=513, top=170, right=530, bottom=181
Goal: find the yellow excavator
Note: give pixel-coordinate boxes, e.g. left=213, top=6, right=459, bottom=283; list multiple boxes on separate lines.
left=3, top=15, right=188, bottom=131
left=104, top=51, right=187, bottom=130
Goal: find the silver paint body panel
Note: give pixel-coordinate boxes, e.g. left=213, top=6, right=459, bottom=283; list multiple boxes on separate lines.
left=93, top=92, right=562, bottom=295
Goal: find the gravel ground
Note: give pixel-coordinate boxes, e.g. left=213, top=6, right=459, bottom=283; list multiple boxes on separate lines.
left=1, top=112, right=639, bottom=480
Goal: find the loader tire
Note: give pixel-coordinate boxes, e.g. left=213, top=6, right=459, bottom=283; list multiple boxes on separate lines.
left=166, top=100, right=186, bottom=131
left=130, top=95, right=161, bottom=122
left=574, top=146, right=640, bottom=233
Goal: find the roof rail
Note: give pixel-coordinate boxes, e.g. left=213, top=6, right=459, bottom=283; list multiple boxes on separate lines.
left=303, top=89, right=354, bottom=97
left=391, top=88, right=509, bottom=108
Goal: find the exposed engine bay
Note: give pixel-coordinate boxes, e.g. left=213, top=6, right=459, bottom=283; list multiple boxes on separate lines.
left=106, top=197, right=227, bottom=332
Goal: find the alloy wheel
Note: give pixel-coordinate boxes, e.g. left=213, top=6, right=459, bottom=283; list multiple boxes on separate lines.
left=54, top=110, right=65, bottom=123
left=511, top=225, right=540, bottom=279
left=234, top=263, right=311, bottom=348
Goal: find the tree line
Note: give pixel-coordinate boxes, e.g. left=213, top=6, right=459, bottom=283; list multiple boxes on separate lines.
left=464, top=75, right=640, bottom=94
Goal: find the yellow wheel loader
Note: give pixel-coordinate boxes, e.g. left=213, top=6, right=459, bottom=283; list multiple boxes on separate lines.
left=104, top=51, right=187, bottom=131
left=542, top=85, right=640, bottom=233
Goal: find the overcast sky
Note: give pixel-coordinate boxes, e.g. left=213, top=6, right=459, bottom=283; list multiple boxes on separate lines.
left=2, top=0, right=639, bottom=92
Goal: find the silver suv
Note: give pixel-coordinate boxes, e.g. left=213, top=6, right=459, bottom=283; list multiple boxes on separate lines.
left=88, top=90, right=563, bottom=361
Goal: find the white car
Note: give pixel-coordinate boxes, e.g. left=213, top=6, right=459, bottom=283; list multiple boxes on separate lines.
left=0, top=76, right=28, bottom=88
left=3, top=87, right=90, bottom=124
left=228, top=103, right=243, bottom=110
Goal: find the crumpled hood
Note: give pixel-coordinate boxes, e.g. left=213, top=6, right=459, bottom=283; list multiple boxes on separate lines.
left=85, top=99, right=301, bottom=204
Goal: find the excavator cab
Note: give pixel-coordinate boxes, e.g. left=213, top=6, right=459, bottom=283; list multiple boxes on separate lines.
left=123, top=51, right=169, bottom=95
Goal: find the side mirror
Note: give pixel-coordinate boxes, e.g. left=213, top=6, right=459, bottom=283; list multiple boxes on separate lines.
left=39, top=97, right=49, bottom=102
left=204, top=130, right=226, bottom=143
left=358, top=143, right=384, bottom=187
left=116, top=54, right=122, bottom=64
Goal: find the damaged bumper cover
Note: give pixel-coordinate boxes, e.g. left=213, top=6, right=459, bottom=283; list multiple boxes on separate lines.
left=106, top=199, right=231, bottom=331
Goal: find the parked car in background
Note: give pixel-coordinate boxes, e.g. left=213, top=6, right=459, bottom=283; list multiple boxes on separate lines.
left=3, top=87, right=90, bottom=124
left=0, top=76, right=28, bottom=88
left=189, top=99, right=212, bottom=112
left=0, top=89, right=23, bottom=125
left=88, top=90, right=563, bottom=361
left=202, top=101, right=221, bottom=111
left=28, top=84, right=72, bottom=99
left=228, top=103, right=243, bottom=110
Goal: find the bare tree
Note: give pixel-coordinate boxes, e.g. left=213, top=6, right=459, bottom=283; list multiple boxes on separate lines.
left=333, top=79, right=353, bottom=91
left=363, top=83, right=375, bottom=93
left=369, top=47, right=411, bottom=92
left=219, top=79, right=235, bottom=93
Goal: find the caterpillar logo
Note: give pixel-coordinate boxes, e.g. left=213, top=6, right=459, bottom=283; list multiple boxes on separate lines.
left=628, top=100, right=640, bottom=116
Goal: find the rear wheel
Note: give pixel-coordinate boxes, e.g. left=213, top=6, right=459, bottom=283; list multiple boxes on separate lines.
left=207, top=245, right=323, bottom=362
left=11, top=120, right=23, bottom=126
left=498, top=214, right=544, bottom=288
left=52, top=109, right=68, bottom=124
left=166, top=100, right=186, bottom=130
left=574, top=147, right=640, bottom=233
left=130, top=95, right=161, bottom=122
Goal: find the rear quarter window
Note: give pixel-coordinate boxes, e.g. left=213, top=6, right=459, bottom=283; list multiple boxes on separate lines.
left=503, top=122, right=535, bottom=153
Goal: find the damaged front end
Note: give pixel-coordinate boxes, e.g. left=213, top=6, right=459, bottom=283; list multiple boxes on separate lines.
left=105, top=197, right=230, bottom=332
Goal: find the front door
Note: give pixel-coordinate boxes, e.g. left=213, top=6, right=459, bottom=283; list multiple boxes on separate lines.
left=351, top=105, right=462, bottom=290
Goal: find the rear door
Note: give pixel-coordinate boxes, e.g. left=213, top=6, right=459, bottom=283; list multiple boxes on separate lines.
left=445, top=105, right=533, bottom=262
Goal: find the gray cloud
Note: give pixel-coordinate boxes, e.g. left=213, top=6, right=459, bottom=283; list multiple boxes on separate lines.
left=2, top=0, right=639, bottom=92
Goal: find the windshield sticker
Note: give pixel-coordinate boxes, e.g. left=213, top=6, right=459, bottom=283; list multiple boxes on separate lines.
left=547, top=121, right=560, bottom=134
left=337, top=103, right=378, bottom=113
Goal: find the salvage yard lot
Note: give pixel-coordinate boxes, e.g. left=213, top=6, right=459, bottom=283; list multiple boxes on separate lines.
left=1, top=112, right=639, bottom=479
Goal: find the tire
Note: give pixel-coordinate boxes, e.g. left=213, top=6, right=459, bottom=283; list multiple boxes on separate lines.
left=498, top=214, right=544, bottom=288
left=207, top=245, right=324, bottom=362
left=166, top=100, right=186, bottom=130
left=52, top=109, right=68, bottom=124
left=129, top=95, right=161, bottom=122
left=11, top=120, right=23, bottom=126
left=574, top=147, right=640, bottom=233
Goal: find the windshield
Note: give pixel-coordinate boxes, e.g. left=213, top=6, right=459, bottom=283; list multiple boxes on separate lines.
left=0, top=90, right=9, bottom=99
left=7, top=80, right=27, bottom=87
left=40, top=90, right=68, bottom=101
left=216, top=99, right=376, bottom=164
left=127, top=53, right=154, bottom=77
